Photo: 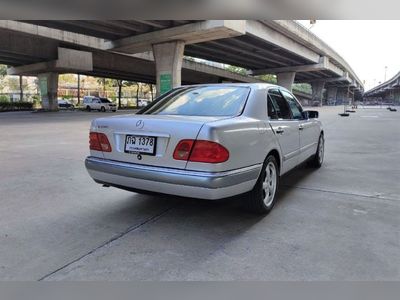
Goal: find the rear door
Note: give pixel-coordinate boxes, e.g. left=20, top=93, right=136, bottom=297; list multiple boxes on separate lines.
left=268, top=88, right=300, bottom=172
left=281, top=90, right=319, bottom=162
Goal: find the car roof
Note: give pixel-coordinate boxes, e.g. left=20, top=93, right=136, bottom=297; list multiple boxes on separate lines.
left=178, top=82, right=285, bottom=91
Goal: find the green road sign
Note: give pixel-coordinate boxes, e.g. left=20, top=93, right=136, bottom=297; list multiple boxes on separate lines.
left=160, top=74, right=172, bottom=95
left=39, top=77, right=47, bottom=96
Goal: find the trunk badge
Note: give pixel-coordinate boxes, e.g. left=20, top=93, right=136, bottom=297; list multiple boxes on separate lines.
left=136, top=120, right=144, bottom=129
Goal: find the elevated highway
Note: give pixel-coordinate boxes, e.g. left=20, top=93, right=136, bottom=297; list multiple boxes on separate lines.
left=0, top=20, right=363, bottom=110
left=363, top=72, right=400, bottom=104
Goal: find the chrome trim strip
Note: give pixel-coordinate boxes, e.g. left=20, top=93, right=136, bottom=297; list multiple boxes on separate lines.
left=85, top=157, right=262, bottom=189
left=300, top=142, right=317, bottom=152
left=283, top=149, right=300, bottom=161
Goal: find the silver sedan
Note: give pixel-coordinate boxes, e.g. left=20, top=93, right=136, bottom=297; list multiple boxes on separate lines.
left=85, top=83, right=324, bottom=214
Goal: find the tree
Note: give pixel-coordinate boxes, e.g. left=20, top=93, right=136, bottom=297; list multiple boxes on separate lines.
left=0, top=65, right=7, bottom=91
left=0, top=65, right=6, bottom=76
left=225, top=65, right=247, bottom=75
left=256, top=74, right=277, bottom=84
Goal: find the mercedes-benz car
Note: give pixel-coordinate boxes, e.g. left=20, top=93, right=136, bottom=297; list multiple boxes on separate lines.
left=83, top=96, right=117, bottom=112
left=85, top=84, right=324, bottom=214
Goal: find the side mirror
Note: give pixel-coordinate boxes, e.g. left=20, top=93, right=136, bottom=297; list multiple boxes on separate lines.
left=303, top=110, right=319, bottom=119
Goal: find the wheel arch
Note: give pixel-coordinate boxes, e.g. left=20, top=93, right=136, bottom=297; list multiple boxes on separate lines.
left=266, top=149, right=281, bottom=173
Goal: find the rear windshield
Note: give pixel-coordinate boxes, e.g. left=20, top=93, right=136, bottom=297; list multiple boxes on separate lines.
left=141, top=86, right=250, bottom=117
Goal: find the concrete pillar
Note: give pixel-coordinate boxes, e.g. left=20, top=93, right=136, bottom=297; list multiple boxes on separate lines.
left=277, top=72, right=295, bottom=91
left=38, top=72, right=59, bottom=111
left=311, top=80, right=325, bottom=106
left=152, top=41, right=185, bottom=97
left=326, top=87, right=338, bottom=105
left=336, top=87, right=348, bottom=105
left=394, top=88, right=400, bottom=104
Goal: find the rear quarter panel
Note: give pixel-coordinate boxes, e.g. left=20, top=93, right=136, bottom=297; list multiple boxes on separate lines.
left=186, top=116, right=280, bottom=173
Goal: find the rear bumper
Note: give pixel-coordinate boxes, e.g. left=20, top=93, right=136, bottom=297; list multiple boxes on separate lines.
left=85, top=156, right=261, bottom=200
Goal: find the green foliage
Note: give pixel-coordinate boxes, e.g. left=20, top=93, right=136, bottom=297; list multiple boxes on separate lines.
left=256, top=74, right=277, bottom=83
left=0, top=101, right=33, bottom=111
left=0, top=95, right=10, bottom=102
left=225, top=65, right=247, bottom=75
left=0, top=65, right=7, bottom=77
left=293, top=83, right=312, bottom=94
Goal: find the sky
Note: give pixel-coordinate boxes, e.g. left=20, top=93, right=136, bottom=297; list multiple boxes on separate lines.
left=297, top=20, right=400, bottom=91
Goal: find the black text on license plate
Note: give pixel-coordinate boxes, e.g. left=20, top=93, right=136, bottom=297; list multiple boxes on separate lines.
left=124, top=135, right=156, bottom=155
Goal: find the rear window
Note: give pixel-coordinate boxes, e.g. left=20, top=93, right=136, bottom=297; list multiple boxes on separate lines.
left=142, top=86, right=250, bottom=117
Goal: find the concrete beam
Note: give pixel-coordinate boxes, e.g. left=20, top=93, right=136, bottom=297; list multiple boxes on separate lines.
left=7, top=47, right=93, bottom=76
left=264, top=20, right=363, bottom=89
left=251, top=56, right=343, bottom=77
left=301, top=72, right=351, bottom=84
left=246, top=20, right=320, bottom=64
left=0, top=20, right=104, bottom=49
left=105, top=20, right=246, bottom=54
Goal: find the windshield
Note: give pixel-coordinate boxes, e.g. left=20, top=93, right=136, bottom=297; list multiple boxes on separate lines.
left=100, top=98, right=111, bottom=103
left=141, top=86, right=250, bottom=117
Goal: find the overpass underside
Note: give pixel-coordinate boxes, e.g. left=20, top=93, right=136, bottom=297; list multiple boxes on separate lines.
left=363, top=72, right=400, bottom=104
left=0, top=20, right=363, bottom=110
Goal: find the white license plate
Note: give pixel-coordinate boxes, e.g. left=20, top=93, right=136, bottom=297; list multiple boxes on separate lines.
left=124, top=135, right=156, bottom=155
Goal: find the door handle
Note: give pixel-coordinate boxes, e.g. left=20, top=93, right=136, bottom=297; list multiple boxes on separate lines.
left=275, top=127, right=284, bottom=134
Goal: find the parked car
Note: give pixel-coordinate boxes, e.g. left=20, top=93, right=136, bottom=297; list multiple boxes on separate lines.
left=83, top=96, right=117, bottom=112
left=138, top=98, right=151, bottom=107
left=85, top=84, right=324, bottom=214
left=57, top=99, right=74, bottom=109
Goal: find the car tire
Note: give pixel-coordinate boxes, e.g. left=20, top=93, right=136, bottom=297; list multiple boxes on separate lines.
left=309, top=133, right=324, bottom=168
left=86, top=106, right=91, bottom=112
left=112, top=110, right=116, bottom=112
left=244, top=155, right=280, bottom=214
left=101, top=106, right=106, bottom=112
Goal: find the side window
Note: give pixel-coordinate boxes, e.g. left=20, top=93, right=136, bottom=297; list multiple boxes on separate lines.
left=268, top=89, right=292, bottom=119
left=281, top=90, right=303, bottom=119
left=267, top=97, right=278, bottom=119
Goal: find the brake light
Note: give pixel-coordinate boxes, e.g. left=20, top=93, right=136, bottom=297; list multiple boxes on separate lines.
left=173, top=139, right=194, bottom=160
left=173, top=140, right=229, bottom=163
left=89, top=132, right=112, bottom=152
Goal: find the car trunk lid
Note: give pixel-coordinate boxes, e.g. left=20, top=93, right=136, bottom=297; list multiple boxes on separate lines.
left=94, top=114, right=226, bottom=169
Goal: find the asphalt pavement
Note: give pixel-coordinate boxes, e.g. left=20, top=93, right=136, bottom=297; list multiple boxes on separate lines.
left=0, top=106, right=399, bottom=280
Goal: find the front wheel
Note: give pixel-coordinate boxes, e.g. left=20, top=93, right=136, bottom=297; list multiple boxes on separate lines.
left=309, top=134, right=324, bottom=168
left=101, top=106, right=106, bottom=112
left=243, top=155, right=279, bottom=214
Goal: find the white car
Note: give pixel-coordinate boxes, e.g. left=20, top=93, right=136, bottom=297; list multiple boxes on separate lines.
left=83, top=96, right=117, bottom=112
left=85, top=84, right=324, bottom=214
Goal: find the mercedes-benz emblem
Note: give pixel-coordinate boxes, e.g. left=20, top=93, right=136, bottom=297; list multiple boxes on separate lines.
left=136, top=120, right=144, bottom=129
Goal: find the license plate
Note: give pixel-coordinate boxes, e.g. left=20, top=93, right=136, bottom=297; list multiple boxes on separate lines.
left=124, top=135, right=157, bottom=155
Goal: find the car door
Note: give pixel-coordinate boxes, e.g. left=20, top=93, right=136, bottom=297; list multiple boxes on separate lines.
left=267, top=88, right=300, bottom=173
left=92, top=98, right=101, bottom=110
left=281, top=90, right=319, bottom=162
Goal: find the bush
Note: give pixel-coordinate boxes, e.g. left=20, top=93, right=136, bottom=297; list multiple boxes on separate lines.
left=0, top=101, right=33, bottom=111
left=0, top=95, right=10, bottom=103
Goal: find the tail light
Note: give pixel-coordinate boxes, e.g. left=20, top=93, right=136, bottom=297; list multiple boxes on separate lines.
left=173, top=139, right=194, bottom=161
left=89, top=132, right=112, bottom=152
left=173, top=140, right=229, bottom=163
